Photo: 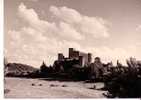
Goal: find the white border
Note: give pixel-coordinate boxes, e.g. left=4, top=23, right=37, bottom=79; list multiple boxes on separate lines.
left=0, top=0, right=140, bottom=100
left=0, top=0, right=4, bottom=99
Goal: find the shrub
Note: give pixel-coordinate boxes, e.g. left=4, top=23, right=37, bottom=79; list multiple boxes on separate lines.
left=103, top=67, right=141, bottom=98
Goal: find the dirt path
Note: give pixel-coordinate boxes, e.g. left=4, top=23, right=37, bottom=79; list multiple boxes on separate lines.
left=4, top=77, right=107, bottom=98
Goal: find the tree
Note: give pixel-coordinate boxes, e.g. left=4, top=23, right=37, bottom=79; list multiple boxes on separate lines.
left=40, top=61, right=48, bottom=73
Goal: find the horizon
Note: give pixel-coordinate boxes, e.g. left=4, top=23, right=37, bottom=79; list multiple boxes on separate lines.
left=4, top=0, right=141, bottom=68
left=4, top=47, right=141, bottom=68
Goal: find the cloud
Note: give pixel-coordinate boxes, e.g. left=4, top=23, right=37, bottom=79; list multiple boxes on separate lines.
left=18, top=3, right=39, bottom=24
left=136, top=25, right=141, bottom=32
left=58, top=22, right=84, bottom=40
left=6, top=3, right=141, bottom=67
left=7, top=26, right=82, bottom=67
left=18, top=3, right=83, bottom=41
left=50, top=6, right=110, bottom=38
left=50, top=6, right=82, bottom=23
left=18, top=3, right=110, bottom=41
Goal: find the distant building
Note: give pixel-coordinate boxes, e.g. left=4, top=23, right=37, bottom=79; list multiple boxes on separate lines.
left=57, top=48, right=92, bottom=66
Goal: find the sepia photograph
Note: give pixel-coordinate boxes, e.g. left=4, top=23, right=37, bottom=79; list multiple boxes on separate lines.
left=3, top=0, right=141, bottom=98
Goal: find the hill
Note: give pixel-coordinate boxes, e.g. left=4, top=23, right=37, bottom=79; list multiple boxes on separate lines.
left=5, top=63, right=38, bottom=77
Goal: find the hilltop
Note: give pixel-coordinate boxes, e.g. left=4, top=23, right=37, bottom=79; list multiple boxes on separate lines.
left=5, top=63, right=38, bottom=77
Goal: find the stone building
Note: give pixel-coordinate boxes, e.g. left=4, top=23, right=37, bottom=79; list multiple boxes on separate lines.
left=68, top=48, right=92, bottom=66
left=53, top=48, right=93, bottom=73
left=52, top=48, right=92, bottom=74
left=56, top=48, right=92, bottom=67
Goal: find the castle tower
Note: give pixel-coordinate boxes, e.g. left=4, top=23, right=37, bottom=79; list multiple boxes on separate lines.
left=69, top=48, right=74, bottom=58
left=88, top=53, right=92, bottom=63
left=58, top=53, right=64, bottom=61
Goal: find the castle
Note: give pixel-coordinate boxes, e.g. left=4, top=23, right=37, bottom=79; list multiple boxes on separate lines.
left=58, top=48, right=92, bottom=66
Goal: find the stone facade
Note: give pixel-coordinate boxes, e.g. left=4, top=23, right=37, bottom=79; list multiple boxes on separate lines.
left=58, top=48, right=92, bottom=66
left=68, top=48, right=92, bottom=66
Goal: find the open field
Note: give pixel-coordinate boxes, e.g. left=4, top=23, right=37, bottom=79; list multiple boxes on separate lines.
left=4, top=77, right=107, bottom=98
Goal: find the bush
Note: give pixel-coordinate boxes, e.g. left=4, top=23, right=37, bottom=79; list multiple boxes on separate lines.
left=103, top=67, right=141, bottom=98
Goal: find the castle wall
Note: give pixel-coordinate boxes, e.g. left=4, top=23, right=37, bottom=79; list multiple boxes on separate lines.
left=69, top=48, right=79, bottom=59
left=66, top=48, right=92, bottom=66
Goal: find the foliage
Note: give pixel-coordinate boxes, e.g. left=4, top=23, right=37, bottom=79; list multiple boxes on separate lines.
left=103, top=66, right=141, bottom=98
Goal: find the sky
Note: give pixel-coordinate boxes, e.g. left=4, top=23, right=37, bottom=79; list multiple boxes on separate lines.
left=4, top=0, right=141, bottom=68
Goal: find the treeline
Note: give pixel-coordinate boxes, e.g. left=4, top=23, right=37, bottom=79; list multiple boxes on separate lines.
left=4, top=57, right=141, bottom=98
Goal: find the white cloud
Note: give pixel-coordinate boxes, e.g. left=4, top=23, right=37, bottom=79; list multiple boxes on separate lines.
left=6, top=3, right=141, bottom=67
left=50, top=6, right=82, bottom=23
left=136, top=25, right=141, bottom=32
left=50, top=6, right=110, bottom=38
left=18, top=3, right=39, bottom=24
left=58, top=22, right=84, bottom=40
left=18, top=3, right=110, bottom=42
left=18, top=3, right=84, bottom=41
left=8, top=30, right=22, bottom=41
left=79, top=16, right=109, bottom=38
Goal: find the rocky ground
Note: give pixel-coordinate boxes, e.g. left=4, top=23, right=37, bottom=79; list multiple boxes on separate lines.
left=4, top=77, right=107, bottom=98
